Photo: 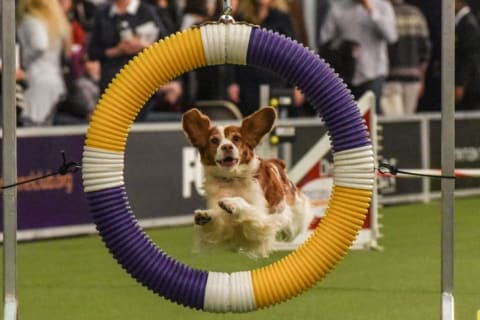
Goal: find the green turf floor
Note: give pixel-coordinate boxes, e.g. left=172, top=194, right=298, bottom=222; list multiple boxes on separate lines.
left=1, top=197, right=480, bottom=319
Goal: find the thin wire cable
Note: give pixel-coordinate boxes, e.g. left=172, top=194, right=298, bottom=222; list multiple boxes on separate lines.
left=377, top=163, right=456, bottom=180
left=1, top=151, right=81, bottom=190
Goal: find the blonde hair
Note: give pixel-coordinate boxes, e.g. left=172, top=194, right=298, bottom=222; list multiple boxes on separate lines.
left=239, top=0, right=289, bottom=25
left=18, top=0, right=71, bottom=46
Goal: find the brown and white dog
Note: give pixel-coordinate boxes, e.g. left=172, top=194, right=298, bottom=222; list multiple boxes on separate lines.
left=182, top=107, right=312, bottom=258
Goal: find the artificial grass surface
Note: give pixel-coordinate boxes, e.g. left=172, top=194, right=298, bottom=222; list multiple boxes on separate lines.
left=1, top=197, right=479, bottom=319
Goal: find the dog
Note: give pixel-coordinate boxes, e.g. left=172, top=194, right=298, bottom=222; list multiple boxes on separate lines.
left=181, top=106, right=312, bottom=258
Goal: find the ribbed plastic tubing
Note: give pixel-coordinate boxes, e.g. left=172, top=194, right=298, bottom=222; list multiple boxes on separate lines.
left=82, top=23, right=374, bottom=313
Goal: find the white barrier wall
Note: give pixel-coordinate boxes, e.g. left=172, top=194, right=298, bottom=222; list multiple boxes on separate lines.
left=377, top=111, right=480, bottom=204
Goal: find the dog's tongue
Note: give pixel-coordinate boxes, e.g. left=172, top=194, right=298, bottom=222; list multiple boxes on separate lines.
left=221, top=157, right=238, bottom=167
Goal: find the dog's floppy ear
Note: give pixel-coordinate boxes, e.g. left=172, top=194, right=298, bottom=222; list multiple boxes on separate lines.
left=240, top=106, right=277, bottom=148
left=182, top=108, right=211, bottom=149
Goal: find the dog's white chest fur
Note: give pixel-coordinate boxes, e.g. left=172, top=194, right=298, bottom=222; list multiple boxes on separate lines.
left=203, top=159, right=266, bottom=210
left=204, top=176, right=263, bottom=208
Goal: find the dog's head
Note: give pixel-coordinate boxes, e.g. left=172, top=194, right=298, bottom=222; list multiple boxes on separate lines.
left=182, top=107, right=277, bottom=174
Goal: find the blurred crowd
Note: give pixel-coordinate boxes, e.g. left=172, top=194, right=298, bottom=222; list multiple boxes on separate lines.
left=1, top=0, right=480, bottom=127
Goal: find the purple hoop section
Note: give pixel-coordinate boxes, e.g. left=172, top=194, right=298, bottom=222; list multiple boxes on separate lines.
left=85, top=27, right=370, bottom=311
left=247, top=28, right=370, bottom=152
left=86, top=187, right=208, bottom=309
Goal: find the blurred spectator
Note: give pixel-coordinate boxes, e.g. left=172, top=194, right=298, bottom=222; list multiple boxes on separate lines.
left=54, top=58, right=100, bottom=124
left=17, top=0, right=72, bottom=126
left=54, top=0, right=99, bottom=124
left=228, top=0, right=297, bottom=116
left=141, top=0, right=184, bottom=118
left=319, top=37, right=359, bottom=89
left=455, top=0, right=480, bottom=110
left=59, top=0, right=87, bottom=79
left=138, top=0, right=183, bottom=117
left=316, top=0, right=330, bottom=44
left=148, top=79, right=184, bottom=118
left=287, top=0, right=309, bottom=46
left=237, top=0, right=292, bottom=30
left=87, top=0, right=167, bottom=93
left=381, top=0, right=431, bottom=116
left=180, top=0, right=224, bottom=106
left=88, top=0, right=172, bottom=121
left=71, top=0, right=97, bottom=32
left=466, top=0, right=480, bottom=22
left=180, top=0, right=216, bottom=30
left=143, top=0, right=181, bottom=34
left=60, top=0, right=86, bottom=45
left=319, top=0, right=398, bottom=113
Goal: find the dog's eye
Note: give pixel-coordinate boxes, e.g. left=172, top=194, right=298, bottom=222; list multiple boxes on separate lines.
left=232, top=135, right=241, bottom=142
left=210, top=137, right=220, bottom=145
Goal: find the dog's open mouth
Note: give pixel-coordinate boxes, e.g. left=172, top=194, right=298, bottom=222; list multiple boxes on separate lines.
left=218, top=156, right=238, bottom=168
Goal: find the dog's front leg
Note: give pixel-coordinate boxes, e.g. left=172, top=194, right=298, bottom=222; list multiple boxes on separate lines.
left=217, top=197, right=252, bottom=216
left=218, top=197, right=282, bottom=257
left=193, top=208, right=234, bottom=248
left=218, top=197, right=273, bottom=237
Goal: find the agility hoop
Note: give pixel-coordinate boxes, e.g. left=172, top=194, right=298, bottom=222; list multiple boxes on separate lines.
left=82, top=23, right=374, bottom=313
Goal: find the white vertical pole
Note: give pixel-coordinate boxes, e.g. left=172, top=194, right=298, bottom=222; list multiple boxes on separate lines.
left=441, top=0, right=455, bottom=319
left=2, top=0, right=18, bottom=318
left=420, top=118, right=431, bottom=203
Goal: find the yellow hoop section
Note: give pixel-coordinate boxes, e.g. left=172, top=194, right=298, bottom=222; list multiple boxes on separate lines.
left=86, top=28, right=206, bottom=152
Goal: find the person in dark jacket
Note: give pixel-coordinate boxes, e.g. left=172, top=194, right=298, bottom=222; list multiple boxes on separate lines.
left=87, top=0, right=171, bottom=120
left=87, top=0, right=167, bottom=93
left=319, top=0, right=398, bottom=114
left=381, top=0, right=431, bottom=116
left=455, top=0, right=480, bottom=110
left=227, top=0, right=298, bottom=116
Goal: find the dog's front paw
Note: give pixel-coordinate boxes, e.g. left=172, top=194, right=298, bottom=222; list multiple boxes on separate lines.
left=194, top=210, right=212, bottom=225
left=218, top=198, right=237, bottom=215
left=276, top=229, right=294, bottom=242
